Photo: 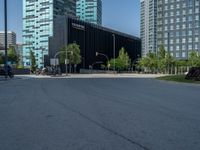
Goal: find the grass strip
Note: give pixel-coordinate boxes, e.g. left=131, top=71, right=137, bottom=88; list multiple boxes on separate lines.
left=156, top=75, right=200, bottom=84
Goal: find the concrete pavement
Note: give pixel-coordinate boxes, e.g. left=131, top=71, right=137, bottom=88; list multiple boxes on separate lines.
left=0, top=78, right=200, bottom=150
left=16, top=73, right=167, bottom=79
left=0, top=76, right=5, bottom=81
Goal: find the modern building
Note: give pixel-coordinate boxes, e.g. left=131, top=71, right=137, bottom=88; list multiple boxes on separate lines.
left=22, top=0, right=76, bottom=68
left=141, top=0, right=200, bottom=59
left=157, top=0, right=200, bottom=59
left=48, top=16, right=141, bottom=70
left=0, top=43, right=4, bottom=55
left=14, top=44, right=23, bottom=66
left=64, top=0, right=76, bottom=17
left=76, top=0, right=102, bottom=25
left=0, top=31, right=17, bottom=48
left=140, top=0, right=157, bottom=56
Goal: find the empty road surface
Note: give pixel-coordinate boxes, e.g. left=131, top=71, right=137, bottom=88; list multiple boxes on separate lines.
left=0, top=78, right=200, bottom=150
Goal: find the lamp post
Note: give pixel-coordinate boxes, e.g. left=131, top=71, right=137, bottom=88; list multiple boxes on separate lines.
left=53, top=50, right=67, bottom=76
left=112, top=34, right=116, bottom=73
left=4, top=0, right=8, bottom=78
left=96, top=52, right=110, bottom=71
left=69, top=51, right=73, bottom=74
left=65, top=47, right=68, bottom=76
left=132, top=54, right=140, bottom=72
left=54, top=49, right=73, bottom=76
left=167, top=32, right=170, bottom=74
left=91, top=61, right=103, bottom=71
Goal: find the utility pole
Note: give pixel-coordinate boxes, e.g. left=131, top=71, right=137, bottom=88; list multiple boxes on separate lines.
left=4, top=0, right=8, bottom=78
left=66, top=47, right=68, bottom=76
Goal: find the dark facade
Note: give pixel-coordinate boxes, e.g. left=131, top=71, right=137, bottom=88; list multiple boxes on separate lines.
left=49, top=16, right=141, bottom=70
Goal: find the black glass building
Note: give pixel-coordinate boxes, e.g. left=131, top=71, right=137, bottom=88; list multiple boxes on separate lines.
left=48, top=16, right=141, bottom=70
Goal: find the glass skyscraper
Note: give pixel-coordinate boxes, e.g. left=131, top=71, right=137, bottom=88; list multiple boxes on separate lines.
left=140, top=0, right=157, bottom=56
left=141, top=0, right=200, bottom=59
left=157, top=0, right=200, bottom=59
left=0, top=31, right=17, bottom=48
left=23, top=0, right=76, bottom=67
left=76, top=0, right=102, bottom=25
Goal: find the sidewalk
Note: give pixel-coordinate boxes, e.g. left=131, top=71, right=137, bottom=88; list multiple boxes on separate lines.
left=0, top=75, right=21, bottom=81
left=0, top=76, right=13, bottom=81
left=16, top=73, right=167, bottom=79
left=0, top=76, right=6, bottom=81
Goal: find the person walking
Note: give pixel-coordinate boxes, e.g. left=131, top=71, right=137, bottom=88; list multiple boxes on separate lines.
left=7, top=65, right=14, bottom=78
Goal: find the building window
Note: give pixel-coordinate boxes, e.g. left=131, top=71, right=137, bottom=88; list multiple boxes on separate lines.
left=188, top=38, right=192, bottom=43
left=182, top=45, right=186, bottom=50
left=189, top=44, right=192, bottom=50
left=195, top=37, right=199, bottom=42
left=176, top=52, right=180, bottom=57
left=176, top=46, right=180, bottom=50
left=176, top=10, right=180, bottom=16
left=188, top=30, right=192, bottom=36
left=182, top=31, right=186, bottom=36
left=170, top=18, right=174, bottom=23
left=176, top=31, right=180, bottom=37
left=195, top=15, right=199, bottom=20
left=182, top=52, right=186, bottom=57
left=195, top=44, right=198, bottom=49
left=182, top=38, right=186, bottom=43
left=170, top=46, right=173, bottom=51
left=182, top=17, right=186, bottom=22
left=188, top=16, right=193, bottom=21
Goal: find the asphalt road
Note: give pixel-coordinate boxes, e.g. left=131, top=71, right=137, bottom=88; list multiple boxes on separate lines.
left=0, top=78, right=200, bottom=150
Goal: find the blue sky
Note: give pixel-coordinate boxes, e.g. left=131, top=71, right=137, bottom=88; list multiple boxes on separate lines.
left=0, top=0, right=140, bottom=43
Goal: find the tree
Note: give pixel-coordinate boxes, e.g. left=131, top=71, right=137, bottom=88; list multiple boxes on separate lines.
left=157, top=45, right=167, bottom=73
left=188, top=50, right=200, bottom=67
left=147, top=51, right=158, bottom=72
left=59, top=43, right=82, bottom=72
left=158, top=45, right=166, bottom=60
left=175, top=60, right=187, bottom=67
left=137, top=56, right=149, bottom=71
left=68, top=43, right=81, bottom=65
left=0, top=52, right=4, bottom=64
left=165, top=52, right=175, bottom=74
left=109, top=47, right=130, bottom=71
left=60, top=43, right=81, bottom=65
left=8, top=46, right=19, bottom=64
left=30, top=50, right=36, bottom=72
left=137, top=51, right=157, bottom=73
left=109, top=58, right=124, bottom=71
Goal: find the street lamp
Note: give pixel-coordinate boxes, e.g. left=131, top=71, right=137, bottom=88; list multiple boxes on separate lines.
left=65, top=47, right=68, bottom=76
left=96, top=52, right=110, bottom=70
left=4, top=0, right=8, bottom=78
left=54, top=49, right=73, bottom=76
left=112, top=34, right=116, bottom=73
left=91, top=61, right=103, bottom=71
left=69, top=51, right=73, bottom=74
left=132, top=54, right=140, bottom=72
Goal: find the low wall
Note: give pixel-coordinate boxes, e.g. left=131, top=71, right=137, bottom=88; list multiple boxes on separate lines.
left=0, top=68, right=30, bottom=76
left=80, top=69, right=116, bottom=74
left=13, top=69, right=30, bottom=75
